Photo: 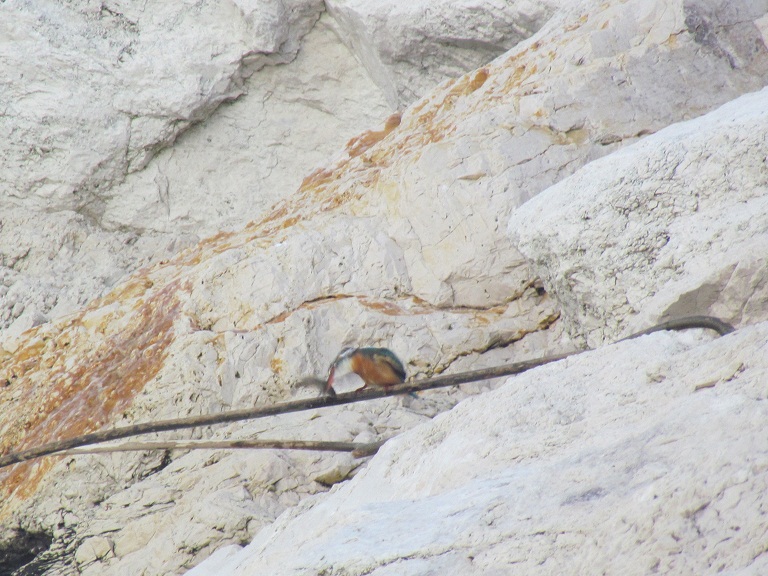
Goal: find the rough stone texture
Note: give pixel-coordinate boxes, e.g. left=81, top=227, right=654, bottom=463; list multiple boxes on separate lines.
left=0, top=206, right=200, bottom=335
left=510, top=87, right=768, bottom=347
left=0, top=3, right=389, bottom=335
left=190, top=323, right=768, bottom=576
left=99, top=14, right=391, bottom=235
left=0, top=0, right=767, bottom=574
left=310, top=0, right=768, bottom=310
left=0, top=0, right=324, bottom=214
left=325, top=0, right=565, bottom=108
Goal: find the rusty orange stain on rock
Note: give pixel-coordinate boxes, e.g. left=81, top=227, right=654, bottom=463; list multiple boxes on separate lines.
left=97, top=277, right=155, bottom=307
left=345, top=113, right=402, bottom=159
left=266, top=294, right=352, bottom=326
left=299, top=167, right=336, bottom=194
left=466, top=68, right=489, bottom=93
left=0, top=277, right=186, bottom=518
left=359, top=299, right=408, bottom=316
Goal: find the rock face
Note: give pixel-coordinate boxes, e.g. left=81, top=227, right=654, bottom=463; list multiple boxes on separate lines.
left=325, top=0, right=565, bottom=108
left=0, top=1, right=387, bottom=335
left=1, top=0, right=323, bottom=215
left=99, top=13, right=392, bottom=236
left=0, top=0, right=767, bottom=574
left=510, top=87, right=768, bottom=347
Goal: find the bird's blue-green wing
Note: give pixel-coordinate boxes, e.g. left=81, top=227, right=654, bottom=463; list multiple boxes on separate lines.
left=369, top=348, right=406, bottom=381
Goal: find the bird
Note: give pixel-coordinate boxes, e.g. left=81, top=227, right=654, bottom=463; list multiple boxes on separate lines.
left=325, top=347, right=407, bottom=396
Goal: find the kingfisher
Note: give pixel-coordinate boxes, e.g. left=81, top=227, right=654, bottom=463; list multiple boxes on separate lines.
left=326, top=347, right=407, bottom=395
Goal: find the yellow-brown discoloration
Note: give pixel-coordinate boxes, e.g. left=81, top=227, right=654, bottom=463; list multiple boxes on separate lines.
left=346, top=113, right=402, bottom=159
left=0, top=278, right=185, bottom=519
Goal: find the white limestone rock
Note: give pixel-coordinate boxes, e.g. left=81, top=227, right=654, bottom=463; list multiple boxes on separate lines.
left=0, top=0, right=323, bottom=214
left=100, top=14, right=392, bottom=235
left=510, top=87, right=768, bottom=346
left=188, top=322, right=768, bottom=575
left=184, top=545, right=243, bottom=576
left=0, top=8, right=389, bottom=337
left=0, top=206, right=200, bottom=334
left=348, top=0, right=768, bottom=308
left=325, top=0, right=565, bottom=108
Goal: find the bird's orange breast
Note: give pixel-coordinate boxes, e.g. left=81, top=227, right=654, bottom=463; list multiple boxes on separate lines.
left=350, top=354, right=403, bottom=388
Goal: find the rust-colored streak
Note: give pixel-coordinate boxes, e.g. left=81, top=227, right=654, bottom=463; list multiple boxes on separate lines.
left=299, top=167, right=336, bottom=194
left=96, top=277, right=154, bottom=307
left=345, top=113, right=402, bottom=159
left=465, top=68, right=489, bottom=94
left=413, top=68, right=490, bottom=132
left=0, top=278, right=185, bottom=517
left=265, top=294, right=353, bottom=326
left=296, top=115, right=401, bottom=199
left=359, top=298, right=409, bottom=316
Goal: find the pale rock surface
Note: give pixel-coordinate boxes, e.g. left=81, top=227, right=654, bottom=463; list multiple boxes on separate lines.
left=185, top=545, right=243, bottom=576
left=1, top=0, right=768, bottom=575
left=510, top=87, right=768, bottom=347
left=322, top=0, right=768, bottom=310
left=99, top=14, right=392, bottom=235
left=0, top=5, right=389, bottom=334
left=325, top=0, right=565, bottom=108
left=0, top=0, right=323, bottom=213
left=0, top=205, right=200, bottom=333
left=189, top=323, right=768, bottom=575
